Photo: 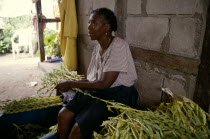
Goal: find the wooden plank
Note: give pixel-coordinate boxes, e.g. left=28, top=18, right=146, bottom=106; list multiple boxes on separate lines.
left=193, top=4, right=210, bottom=112
left=41, top=18, right=60, bottom=23
left=130, top=47, right=200, bottom=75
left=35, top=0, right=45, bottom=62
left=115, top=0, right=127, bottom=38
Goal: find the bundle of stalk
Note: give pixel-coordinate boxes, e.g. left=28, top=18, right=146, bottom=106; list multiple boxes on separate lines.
left=43, top=90, right=210, bottom=138
left=155, top=95, right=210, bottom=138
left=37, top=63, right=85, bottom=96
left=0, top=96, right=62, bottom=114
left=93, top=94, right=210, bottom=138
left=13, top=123, right=50, bottom=139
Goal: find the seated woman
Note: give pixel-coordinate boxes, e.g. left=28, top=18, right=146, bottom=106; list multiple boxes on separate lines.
left=55, top=7, right=139, bottom=139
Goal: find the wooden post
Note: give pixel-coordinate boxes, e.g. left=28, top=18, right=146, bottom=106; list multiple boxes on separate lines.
left=193, top=3, right=210, bottom=112
left=35, top=0, right=45, bottom=62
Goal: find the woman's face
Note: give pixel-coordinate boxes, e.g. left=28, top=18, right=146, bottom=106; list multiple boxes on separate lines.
left=88, top=13, right=108, bottom=40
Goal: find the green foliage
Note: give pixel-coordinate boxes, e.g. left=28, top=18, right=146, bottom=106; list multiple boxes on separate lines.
left=44, top=29, right=61, bottom=57
left=14, top=35, right=19, bottom=43
left=2, top=15, right=32, bottom=29
left=0, top=27, right=13, bottom=53
left=0, top=15, right=33, bottom=54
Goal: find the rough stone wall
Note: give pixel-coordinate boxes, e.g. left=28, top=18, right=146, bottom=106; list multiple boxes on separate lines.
left=76, top=0, right=209, bottom=109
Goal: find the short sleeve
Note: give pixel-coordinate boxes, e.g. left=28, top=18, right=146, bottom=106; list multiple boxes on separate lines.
left=103, top=40, right=128, bottom=73
left=87, top=45, right=99, bottom=81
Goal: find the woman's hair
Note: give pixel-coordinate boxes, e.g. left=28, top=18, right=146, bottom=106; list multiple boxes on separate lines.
left=90, top=8, right=117, bottom=32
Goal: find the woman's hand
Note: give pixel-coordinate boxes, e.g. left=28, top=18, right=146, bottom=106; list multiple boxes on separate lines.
left=54, top=71, right=119, bottom=91
left=55, top=80, right=72, bottom=92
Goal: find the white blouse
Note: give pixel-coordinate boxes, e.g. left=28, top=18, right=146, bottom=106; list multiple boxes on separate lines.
left=87, top=37, right=137, bottom=87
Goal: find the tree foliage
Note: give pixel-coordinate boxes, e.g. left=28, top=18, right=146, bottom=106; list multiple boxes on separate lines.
left=0, top=15, right=33, bottom=53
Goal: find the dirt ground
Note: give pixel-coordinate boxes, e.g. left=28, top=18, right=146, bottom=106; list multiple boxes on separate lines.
left=0, top=53, right=52, bottom=105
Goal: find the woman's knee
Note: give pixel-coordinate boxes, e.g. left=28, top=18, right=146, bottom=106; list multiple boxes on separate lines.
left=58, top=107, right=74, bottom=121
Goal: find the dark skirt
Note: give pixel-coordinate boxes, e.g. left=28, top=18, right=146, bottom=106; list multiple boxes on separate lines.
left=65, top=85, right=139, bottom=139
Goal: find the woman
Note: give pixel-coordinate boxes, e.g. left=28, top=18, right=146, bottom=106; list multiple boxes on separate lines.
left=55, top=8, right=138, bottom=139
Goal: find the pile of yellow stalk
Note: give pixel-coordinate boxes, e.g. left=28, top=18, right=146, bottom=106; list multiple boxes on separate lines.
left=0, top=96, right=62, bottom=114
left=37, top=63, right=84, bottom=96
left=93, top=94, right=210, bottom=139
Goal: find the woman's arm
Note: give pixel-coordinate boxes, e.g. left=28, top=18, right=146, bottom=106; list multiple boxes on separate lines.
left=55, top=71, right=119, bottom=92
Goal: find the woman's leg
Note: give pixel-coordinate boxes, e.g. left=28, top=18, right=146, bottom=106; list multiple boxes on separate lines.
left=68, top=123, right=82, bottom=139
left=58, top=107, right=75, bottom=139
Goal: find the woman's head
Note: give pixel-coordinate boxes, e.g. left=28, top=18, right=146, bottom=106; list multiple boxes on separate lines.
left=90, top=8, right=117, bottom=33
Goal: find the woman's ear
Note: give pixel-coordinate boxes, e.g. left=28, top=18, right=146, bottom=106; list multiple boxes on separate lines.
left=104, top=24, right=111, bottom=33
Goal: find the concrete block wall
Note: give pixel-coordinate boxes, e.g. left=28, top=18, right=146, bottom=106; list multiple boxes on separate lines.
left=76, top=0, right=209, bottom=109
left=126, top=17, right=169, bottom=51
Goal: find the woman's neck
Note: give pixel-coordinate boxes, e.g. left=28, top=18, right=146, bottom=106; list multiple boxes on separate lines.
left=98, top=35, right=114, bottom=51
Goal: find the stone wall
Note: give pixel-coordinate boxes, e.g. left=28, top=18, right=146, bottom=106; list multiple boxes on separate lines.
left=76, top=0, right=209, bottom=109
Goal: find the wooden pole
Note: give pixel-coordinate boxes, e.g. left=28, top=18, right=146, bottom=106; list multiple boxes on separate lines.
left=193, top=3, right=210, bottom=112
left=35, top=0, right=45, bottom=62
